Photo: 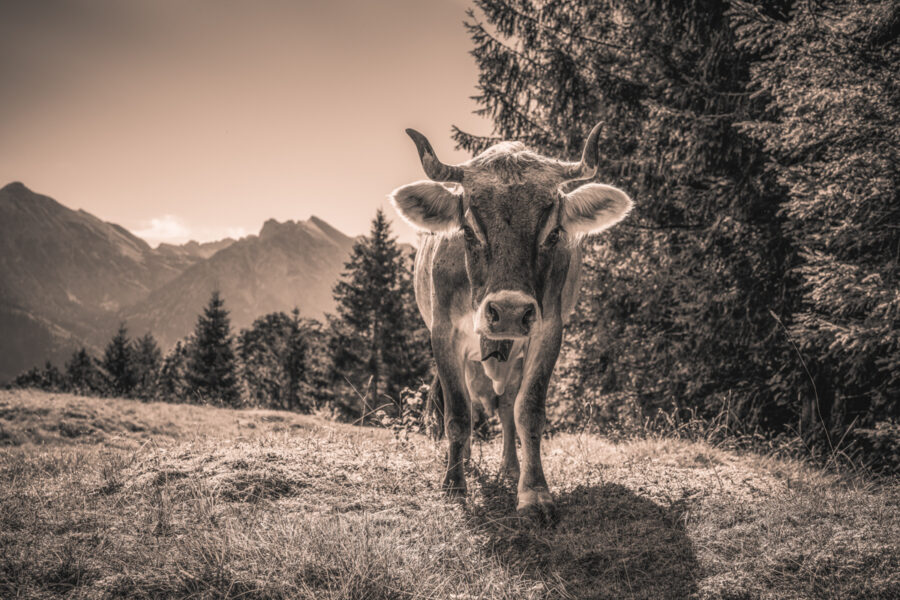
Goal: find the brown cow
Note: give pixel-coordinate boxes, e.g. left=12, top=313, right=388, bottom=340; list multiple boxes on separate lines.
left=390, top=124, right=632, bottom=523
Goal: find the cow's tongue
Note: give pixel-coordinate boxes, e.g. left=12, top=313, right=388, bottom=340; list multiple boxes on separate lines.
left=480, top=337, right=513, bottom=362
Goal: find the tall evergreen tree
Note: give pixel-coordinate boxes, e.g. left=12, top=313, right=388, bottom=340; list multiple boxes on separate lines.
left=132, top=333, right=162, bottom=401
left=187, top=291, right=241, bottom=406
left=159, top=340, right=190, bottom=403
left=40, top=361, right=66, bottom=392
left=732, top=0, right=900, bottom=440
left=330, top=210, right=431, bottom=421
left=102, top=323, right=137, bottom=397
left=65, top=347, right=104, bottom=395
left=238, top=309, right=316, bottom=411
left=457, top=0, right=795, bottom=431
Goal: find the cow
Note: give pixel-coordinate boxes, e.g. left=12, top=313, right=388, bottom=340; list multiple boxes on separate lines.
left=390, top=124, right=632, bottom=523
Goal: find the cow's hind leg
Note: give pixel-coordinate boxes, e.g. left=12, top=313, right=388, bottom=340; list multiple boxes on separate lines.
left=425, top=371, right=444, bottom=440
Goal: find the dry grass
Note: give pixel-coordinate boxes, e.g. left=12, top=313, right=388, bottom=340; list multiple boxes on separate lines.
left=1, top=390, right=898, bottom=599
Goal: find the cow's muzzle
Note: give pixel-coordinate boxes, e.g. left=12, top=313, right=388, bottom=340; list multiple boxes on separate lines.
left=476, top=290, right=540, bottom=339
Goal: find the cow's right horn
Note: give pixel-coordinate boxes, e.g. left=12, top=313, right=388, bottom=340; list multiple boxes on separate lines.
left=405, top=129, right=464, bottom=183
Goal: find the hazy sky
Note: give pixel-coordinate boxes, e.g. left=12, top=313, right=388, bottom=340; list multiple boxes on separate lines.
left=0, top=0, right=493, bottom=245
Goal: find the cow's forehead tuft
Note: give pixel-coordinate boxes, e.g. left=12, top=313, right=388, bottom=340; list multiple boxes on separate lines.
left=468, top=140, right=559, bottom=167
left=466, top=141, right=566, bottom=184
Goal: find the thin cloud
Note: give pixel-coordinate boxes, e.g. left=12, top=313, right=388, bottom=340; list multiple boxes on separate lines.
left=133, top=214, right=247, bottom=246
left=133, top=215, right=190, bottom=244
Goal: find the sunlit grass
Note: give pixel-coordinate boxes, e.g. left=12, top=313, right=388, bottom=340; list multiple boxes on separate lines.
left=1, top=390, right=898, bottom=599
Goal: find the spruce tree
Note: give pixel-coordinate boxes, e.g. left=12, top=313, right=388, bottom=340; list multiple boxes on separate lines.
left=238, top=309, right=315, bottom=411
left=732, top=0, right=900, bottom=440
left=102, top=323, right=137, bottom=397
left=40, top=361, right=66, bottom=392
left=457, top=0, right=795, bottom=431
left=159, top=341, right=190, bottom=403
left=284, top=309, right=313, bottom=410
left=186, top=291, right=240, bottom=406
left=65, top=348, right=104, bottom=395
left=331, top=210, right=430, bottom=421
left=13, top=366, right=42, bottom=390
left=132, top=333, right=162, bottom=401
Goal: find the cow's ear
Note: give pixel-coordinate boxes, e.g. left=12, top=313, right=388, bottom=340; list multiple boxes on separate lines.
left=390, top=180, right=463, bottom=233
left=561, top=183, right=632, bottom=236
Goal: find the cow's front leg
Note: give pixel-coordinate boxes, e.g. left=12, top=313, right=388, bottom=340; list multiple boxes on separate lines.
left=498, top=388, right=519, bottom=482
left=515, top=321, right=562, bottom=524
left=498, top=357, right=523, bottom=482
left=433, top=327, right=470, bottom=497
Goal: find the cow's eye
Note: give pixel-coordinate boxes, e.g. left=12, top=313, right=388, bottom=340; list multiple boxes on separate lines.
left=544, top=228, right=561, bottom=248
left=463, top=225, right=478, bottom=245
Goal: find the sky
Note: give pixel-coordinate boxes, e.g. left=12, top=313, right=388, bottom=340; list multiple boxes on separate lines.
left=0, top=0, right=493, bottom=245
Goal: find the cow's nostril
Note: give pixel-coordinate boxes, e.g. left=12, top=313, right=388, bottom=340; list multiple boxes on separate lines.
left=487, top=303, right=500, bottom=324
left=522, top=306, right=535, bottom=325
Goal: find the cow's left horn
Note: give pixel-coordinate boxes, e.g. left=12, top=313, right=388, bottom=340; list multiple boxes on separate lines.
left=405, top=129, right=464, bottom=183
left=561, top=122, right=603, bottom=180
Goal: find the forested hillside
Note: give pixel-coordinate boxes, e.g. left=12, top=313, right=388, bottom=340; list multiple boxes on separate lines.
left=0, top=181, right=356, bottom=383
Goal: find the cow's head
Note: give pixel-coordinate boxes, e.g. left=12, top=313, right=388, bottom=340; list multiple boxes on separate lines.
left=391, top=124, right=631, bottom=340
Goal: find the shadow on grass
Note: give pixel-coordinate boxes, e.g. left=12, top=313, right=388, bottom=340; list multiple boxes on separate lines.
left=469, top=470, right=698, bottom=600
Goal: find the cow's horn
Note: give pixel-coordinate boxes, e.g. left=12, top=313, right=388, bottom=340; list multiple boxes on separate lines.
left=561, top=122, right=603, bottom=180
left=405, top=129, right=464, bottom=183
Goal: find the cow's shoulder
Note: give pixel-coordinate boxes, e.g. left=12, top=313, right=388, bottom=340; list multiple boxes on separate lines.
left=414, top=233, right=469, bottom=331
left=418, top=234, right=470, bottom=324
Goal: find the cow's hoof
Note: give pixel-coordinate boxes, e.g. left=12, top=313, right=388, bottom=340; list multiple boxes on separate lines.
left=516, top=488, right=557, bottom=526
left=442, top=475, right=467, bottom=498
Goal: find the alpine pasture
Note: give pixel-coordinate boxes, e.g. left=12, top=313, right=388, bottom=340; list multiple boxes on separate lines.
left=1, top=389, right=897, bottom=599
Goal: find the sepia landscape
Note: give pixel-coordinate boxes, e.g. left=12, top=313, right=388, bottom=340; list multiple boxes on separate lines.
left=2, top=1, right=898, bottom=599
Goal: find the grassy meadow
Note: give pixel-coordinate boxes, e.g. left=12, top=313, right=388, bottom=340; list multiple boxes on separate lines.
left=1, top=389, right=898, bottom=599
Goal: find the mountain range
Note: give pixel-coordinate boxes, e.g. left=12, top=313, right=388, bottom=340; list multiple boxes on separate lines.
left=0, top=182, right=357, bottom=383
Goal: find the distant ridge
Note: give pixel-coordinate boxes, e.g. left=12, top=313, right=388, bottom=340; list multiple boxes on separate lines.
left=156, top=238, right=237, bottom=260
left=0, top=182, right=357, bottom=382
left=123, top=215, right=356, bottom=348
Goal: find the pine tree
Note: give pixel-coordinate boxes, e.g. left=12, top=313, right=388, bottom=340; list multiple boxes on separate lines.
left=65, top=347, right=104, bottom=395
left=132, top=333, right=162, bottom=401
left=457, top=0, right=795, bottom=431
left=13, top=366, right=43, bottom=390
left=40, top=361, right=66, bottom=392
left=283, top=309, right=314, bottom=410
left=732, top=0, right=900, bottom=440
left=330, top=210, right=431, bottom=421
left=238, top=309, right=316, bottom=411
left=102, top=323, right=137, bottom=397
left=159, top=341, right=190, bottom=403
left=186, top=291, right=240, bottom=406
